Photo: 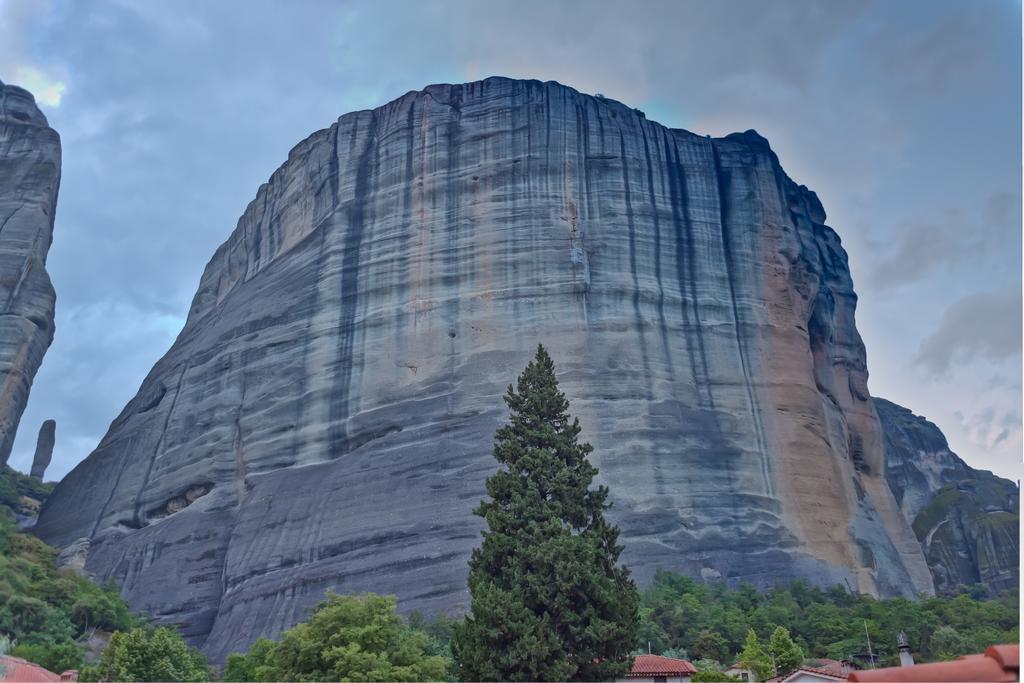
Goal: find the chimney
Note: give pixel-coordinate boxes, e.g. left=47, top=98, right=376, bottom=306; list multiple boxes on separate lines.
left=897, top=631, right=914, bottom=667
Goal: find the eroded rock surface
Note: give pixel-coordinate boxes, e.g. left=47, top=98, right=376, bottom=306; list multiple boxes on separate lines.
left=876, top=397, right=1019, bottom=594
left=30, top=418, right=55, bottom=479
left=56, top=536, right=92, bottom=576
left=0, top=81, right=59, bottom=467
left=36, top=78, right=932, bottom=660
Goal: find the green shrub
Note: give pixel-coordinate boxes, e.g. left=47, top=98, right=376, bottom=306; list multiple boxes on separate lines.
left=0, top=511, right=135, bottom=672
left=79, top=626, right=207, bottom=682
left=10, top=641, right=84, bottom=674
left=223, top=593, right=446, bottom=682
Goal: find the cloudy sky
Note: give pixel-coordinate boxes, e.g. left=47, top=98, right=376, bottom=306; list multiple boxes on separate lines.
left=2, top=0, right=1021, bottom=481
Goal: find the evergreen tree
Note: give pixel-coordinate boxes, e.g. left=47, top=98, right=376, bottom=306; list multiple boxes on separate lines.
left=452, top=344, right=639, bottom=681
left=737, top=629, right=772, bottom=681
left=768, top=626, right=804, bottom=676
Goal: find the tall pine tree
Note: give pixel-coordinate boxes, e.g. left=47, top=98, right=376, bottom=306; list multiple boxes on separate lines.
left=452, top=344, right=639, bottom=681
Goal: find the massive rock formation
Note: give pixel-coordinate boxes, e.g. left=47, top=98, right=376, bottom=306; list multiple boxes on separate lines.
left=876, top=398, right=1019, bottom=594
left=36, top=78, right=934, bottom=660
left=30, top=418, right=55, bottom=480
left=0, top=81, right=59, bottom=467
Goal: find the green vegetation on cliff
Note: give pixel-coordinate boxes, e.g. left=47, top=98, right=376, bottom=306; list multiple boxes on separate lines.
left=0, top=513, right=133, bottom=673
left=912, top=475, right=1019, bottom=595
left=0, top=464, right=53, bottom=517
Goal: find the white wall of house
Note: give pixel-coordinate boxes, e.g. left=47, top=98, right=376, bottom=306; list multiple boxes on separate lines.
left=724, top=666, right=756, bottom=681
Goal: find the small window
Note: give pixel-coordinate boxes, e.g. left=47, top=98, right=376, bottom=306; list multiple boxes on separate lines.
left=740, top=674, right=749, bottom=682
left=653, top=677, right=667, bottom=683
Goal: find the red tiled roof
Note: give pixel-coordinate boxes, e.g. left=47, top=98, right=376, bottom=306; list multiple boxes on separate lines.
left=766, top=665, right=847, bottom=682
left=805, top=658, right=848, bottom=677
left=848, top=645, right=1019, bottom=682
left=0, top=655, right=62, bottom=682
left=628, top=654, right=698, bottom=677
left=793, top=665, right=846, bottom=680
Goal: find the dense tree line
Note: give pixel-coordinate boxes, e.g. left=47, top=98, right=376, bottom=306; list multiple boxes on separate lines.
left=637, top=569, right=1019, bottom=668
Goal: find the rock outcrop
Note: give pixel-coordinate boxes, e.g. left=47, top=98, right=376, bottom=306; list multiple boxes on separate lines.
left=0, top=81, right=60, bottom=467
left=30, top=418, right=55, bottom=480
left=876, top=398, right=1019, bottom=594
left=55, top=536, right=91, bottom=576
left=36, top=78, right=934, bottom=660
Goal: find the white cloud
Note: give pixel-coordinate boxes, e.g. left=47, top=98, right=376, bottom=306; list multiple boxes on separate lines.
left=11, top=64, right=65, bottom=106
left=914, top=287, right=1023, bottom=374
left=0, top=0, right=67, bottom=107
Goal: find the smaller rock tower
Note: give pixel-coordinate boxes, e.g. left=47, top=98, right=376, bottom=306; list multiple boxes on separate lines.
left=30, top=419, right=56, bottom=480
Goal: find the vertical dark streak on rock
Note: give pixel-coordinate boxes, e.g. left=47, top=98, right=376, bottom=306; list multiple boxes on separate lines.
left=444, top=95, right=462, bottom=416
left=640, top=121, right=673, bottom=373
left=232, top=373, right=249, bottom=507
left=580, top=102, right=595, bottom=222
left=290, top=123, right=342, bottom=467
left=544, top=84, right=552, bottom=185
left=507, top=86, right=522, bottom=326
left=127, top=360, right=191, bottom=532
left=711, top=144, right=772, bottom=496
left=576, top=99, right=594, bottom=318
left=394, top=98, right=416, bottom=363
left=327, top=112, right=378, bottom=457
left=664, top=132, right=711, bottom=408
left=88, top=447, right=133, bottom=539
left=619, top=131, right=652, bottom=400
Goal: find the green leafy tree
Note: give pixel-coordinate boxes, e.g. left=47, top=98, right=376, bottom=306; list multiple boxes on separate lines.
left=737, top=629, right=772, bottom=681
left=79, top=626, right=207, bottom=682
left=10, top=641, right=84, bottom=675
left=451, top=344, right=639, bottom=682
left=692, top=630, right=730, bottom=663
left=406, top=611, right=460, bottom=681
left=768, top=626, right=803, bottom=676
left=223, top=638, right=276, bottom=682
left=692, top=672, right=741, bottom=682
left=931, top=625, right=971, bottom=660
left=222, top=593, right=447, bottom=682
left=693, top=658, right=723, bottom=672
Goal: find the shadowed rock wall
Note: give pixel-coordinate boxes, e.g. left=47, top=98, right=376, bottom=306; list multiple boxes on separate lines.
left=36, top=78, right=932, bottom=661
left=876, top=397, right=1019, bottom=594
left=0, top=81, right=59, bottom=467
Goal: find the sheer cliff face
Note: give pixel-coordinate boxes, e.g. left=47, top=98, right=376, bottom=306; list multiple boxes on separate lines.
left=876, top=398, right=1019, bottom=594
left=36, top=78, right=932, bottom=660
left=0, top=82, right=59, bottom=467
